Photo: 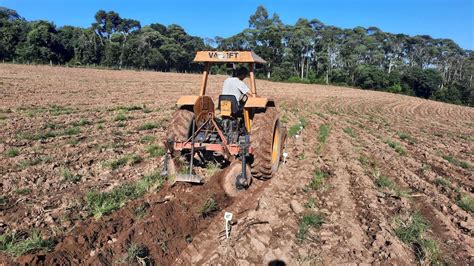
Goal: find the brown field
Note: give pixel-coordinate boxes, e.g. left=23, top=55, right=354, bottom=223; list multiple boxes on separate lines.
left=0, top=64, right=473, bottom=265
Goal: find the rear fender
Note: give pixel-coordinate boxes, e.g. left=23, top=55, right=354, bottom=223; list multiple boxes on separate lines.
left=176, top=95, right=199, bottom=106
left=243, top=98, right=276, bottom=131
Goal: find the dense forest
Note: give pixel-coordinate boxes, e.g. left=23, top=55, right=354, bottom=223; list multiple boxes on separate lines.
left=0, top=6, right=472, bottom=106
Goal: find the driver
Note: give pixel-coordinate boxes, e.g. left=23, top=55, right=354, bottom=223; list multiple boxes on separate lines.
left=221, top=66, right=251, bottom=103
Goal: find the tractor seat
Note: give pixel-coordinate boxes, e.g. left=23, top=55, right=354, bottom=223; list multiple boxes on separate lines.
left=218, top=95, right=241, bottom=116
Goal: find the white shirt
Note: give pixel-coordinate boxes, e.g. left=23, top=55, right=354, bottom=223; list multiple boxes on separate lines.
left=221, top=77, right=250, bottom=101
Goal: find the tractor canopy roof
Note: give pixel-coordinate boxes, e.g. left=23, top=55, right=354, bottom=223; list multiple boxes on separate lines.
left=193, top=51, right=267, bottom=64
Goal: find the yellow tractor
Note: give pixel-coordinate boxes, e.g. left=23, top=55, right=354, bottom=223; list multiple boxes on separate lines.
left=163, top=51, right=285, bottom=196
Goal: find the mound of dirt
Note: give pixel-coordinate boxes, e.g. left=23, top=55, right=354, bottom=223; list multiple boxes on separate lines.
left=10, top=175, right=230, bottom=265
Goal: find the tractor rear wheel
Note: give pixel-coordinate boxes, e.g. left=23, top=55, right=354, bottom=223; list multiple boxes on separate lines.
left=250, top=107, right=282, bottom=179
left=167, top=108, right=194, bottom=142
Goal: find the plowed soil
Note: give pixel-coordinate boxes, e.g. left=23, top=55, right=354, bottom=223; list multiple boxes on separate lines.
left=1, top=64, right=473, bottom=265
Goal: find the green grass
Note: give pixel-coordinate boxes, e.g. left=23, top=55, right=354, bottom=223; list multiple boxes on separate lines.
left=434, top=178, right=451, bottom=188
left=288, top=117, right=309, bottom=137
left=178, top=164, right=190, bottom=175
left=374, top=172, right=409, bottom=196
left=205, top=161, right=220, bottom=177
left=72, top=118, right=91, bottom=127
left=105, top=154, right=142, bottom=170
left=146, top=144, right=165, bottom=157
left=137, top=122, right=158, bottom=131
left=392, top=213, right=441, bottom=264
left=303, top=198, right=317, bottom=209
left=134, top=203, right=150, bottom=219
left=42, top=122, right=64, bottom=130
left=397, top=132, right=416, bottom=144
left=308, top=169, right=326, bottom=190
left=457, top=194, right=473, bottom=213
left=114, top=111, right=128, bottom=121
left=315, top=124, right=330, bottom=154
left=126, top=243, right=140, bottom=262
left=37, top=131, right=58, bottom=139
left=119, top=105, right=143, bottom=111
left=0, top=230, right=55, bottom=257
left=442, top=154, right=471, bottom=170
left=17, top=156, right=52, bottom=169
left=299, top=117, right=309, bottom=128
left=421, top=163, right=431, bottom=174
left=200, top=197, right=218, bottom=217
left=297, top=213, right=324, bottom=241
left=116, top=121, right=126, bottom=127
left=288, top=124, right=302, bottom=137
left=86, top=170, right=166, bottom=219
left=16, top=126, right=81, bottom=141
left=375, top=175, right=394, bottom=189
left=358, top=155, right=371, bottom=167
left=384, top=139, right=406, bottom=155
left=63, top=127, right=81, bottom=136
left=49, top=105, right=73, bottom=116
left=140, top=135, right=155, bottom=144
left=343, top=127, right=357, bottom=138
left=126, top=243, right=141, bottom=262
left=14, top=188, right=32, bottom=195
left=6, top=147, right=19, bottom=157
left=96, top=141, right=125, bottom=151
left=61, top=168, right=81, bottom=183
left=318, top=124, right=330, bottom=143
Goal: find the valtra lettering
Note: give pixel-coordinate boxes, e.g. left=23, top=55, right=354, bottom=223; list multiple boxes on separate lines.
left=208, top=51, right=239, bottom=59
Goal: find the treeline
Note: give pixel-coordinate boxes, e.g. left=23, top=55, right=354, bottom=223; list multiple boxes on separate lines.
left=0, top=6, right=472, bottom=106
left=216, top=6, right=473, bottom=106
left=0, top=7, right=206, bottom=72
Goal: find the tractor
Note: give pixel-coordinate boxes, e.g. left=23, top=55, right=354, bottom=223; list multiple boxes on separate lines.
left=163, top=51, right=285, bottom=196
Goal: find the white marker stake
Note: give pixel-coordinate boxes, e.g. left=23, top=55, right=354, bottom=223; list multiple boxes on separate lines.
left=283, top=152, right=288, bottom=164
left=224, top=212, right=233, bottom=239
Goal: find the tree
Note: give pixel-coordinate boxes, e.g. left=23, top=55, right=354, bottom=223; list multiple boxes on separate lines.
left=92, top=10, right=140, bottom=69
left=15, top=20, right=63, bottom=64
left=402, top=68, right=443, bottom=98
left=0, top=7, right=22, bottom=20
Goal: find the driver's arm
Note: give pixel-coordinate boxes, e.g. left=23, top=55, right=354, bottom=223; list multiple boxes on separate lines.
left=237, top=82, right=250, bottom=96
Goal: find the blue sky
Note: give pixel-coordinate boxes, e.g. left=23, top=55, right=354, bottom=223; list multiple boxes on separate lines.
left=1, top=0, right=473, bottom=49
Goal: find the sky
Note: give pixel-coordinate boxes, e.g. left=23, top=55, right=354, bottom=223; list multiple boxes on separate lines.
left=1, top=0, right=473, bottom=49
